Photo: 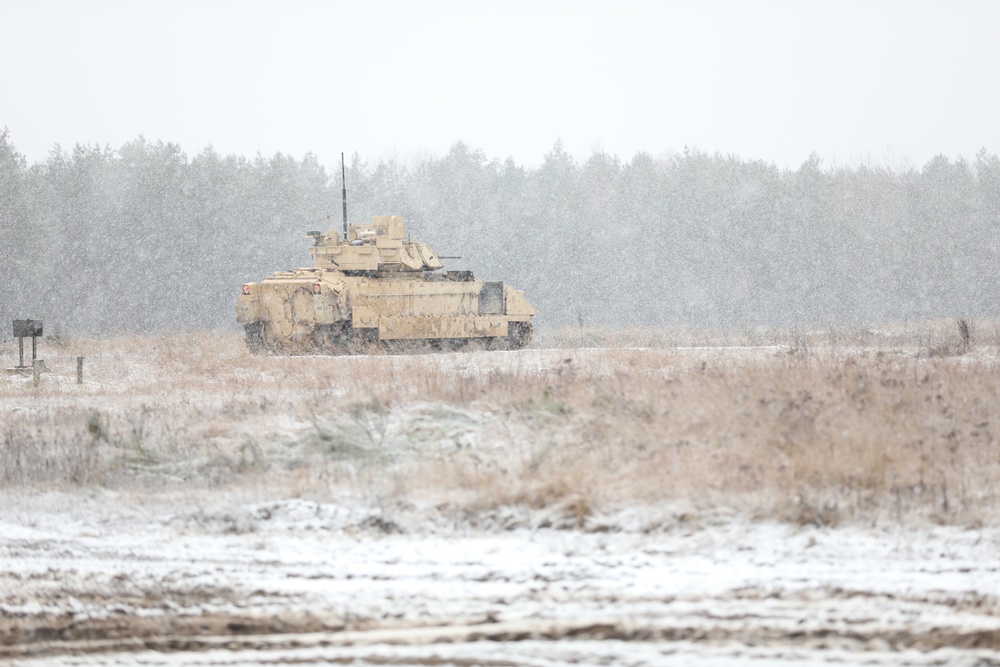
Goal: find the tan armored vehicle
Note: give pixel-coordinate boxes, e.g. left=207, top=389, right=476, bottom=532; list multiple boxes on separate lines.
left=235, top=215, right=535, bottom=354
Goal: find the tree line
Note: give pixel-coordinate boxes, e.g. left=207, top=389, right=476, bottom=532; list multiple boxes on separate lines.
left=2, top=127, right=999, bottom=336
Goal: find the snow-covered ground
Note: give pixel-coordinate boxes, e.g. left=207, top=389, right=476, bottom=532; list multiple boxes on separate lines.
left=3, top=491, right=1000, bottom=666
left=4, top=338, right=1000, bottom=664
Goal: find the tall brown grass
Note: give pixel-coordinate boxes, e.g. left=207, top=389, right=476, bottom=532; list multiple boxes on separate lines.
left=2, top=322, right=999, bottom=526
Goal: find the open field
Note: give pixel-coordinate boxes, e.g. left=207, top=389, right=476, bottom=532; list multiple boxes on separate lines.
left=3, top=321, right=1000, bottom=522
left=3, top=322, right=1000, bottom=664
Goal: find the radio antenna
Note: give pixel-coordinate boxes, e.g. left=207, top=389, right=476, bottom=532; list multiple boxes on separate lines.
left=341, top=152, right=348, bottom=239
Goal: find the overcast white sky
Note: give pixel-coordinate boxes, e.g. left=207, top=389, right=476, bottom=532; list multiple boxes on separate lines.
left=2, top=0, right=998, bottom=171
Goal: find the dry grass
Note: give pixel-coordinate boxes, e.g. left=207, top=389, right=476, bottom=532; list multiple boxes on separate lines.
left=2, top=321, right=1000, bottom=527
left=536, top=317, right=1000, bottom=352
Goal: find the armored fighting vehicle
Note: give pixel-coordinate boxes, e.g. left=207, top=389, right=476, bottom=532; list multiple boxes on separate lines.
left=235, top=214, right=535, bottom=354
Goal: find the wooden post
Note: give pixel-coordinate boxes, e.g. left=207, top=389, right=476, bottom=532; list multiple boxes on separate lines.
left=77, top=356, right=84, bottom=384
left=33, top=359, right=42, bottom=386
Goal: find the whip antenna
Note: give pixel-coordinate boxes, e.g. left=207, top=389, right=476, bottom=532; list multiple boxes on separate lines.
left=341, top=152, right=348, bottom=239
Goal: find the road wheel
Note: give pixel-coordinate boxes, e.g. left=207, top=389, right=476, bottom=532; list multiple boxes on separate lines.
left=507, top=322, right=532, bottom=350
left=243, top=322, right=265, bottom=354
left=345, top=327, right=379, bottom=355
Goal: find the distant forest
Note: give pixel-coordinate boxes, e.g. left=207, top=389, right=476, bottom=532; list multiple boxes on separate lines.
left=2, top=127, right=999, bottom=335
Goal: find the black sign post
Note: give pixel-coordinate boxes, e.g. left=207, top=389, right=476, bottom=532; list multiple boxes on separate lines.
left=13, top=320, right=43, bottom=369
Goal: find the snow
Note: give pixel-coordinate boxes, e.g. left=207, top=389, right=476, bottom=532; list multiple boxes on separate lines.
left=3, top=492, right=1000, bottom=665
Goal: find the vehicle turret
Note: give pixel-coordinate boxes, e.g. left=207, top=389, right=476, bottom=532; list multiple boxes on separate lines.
left=306, top=215, right=444, bottom=273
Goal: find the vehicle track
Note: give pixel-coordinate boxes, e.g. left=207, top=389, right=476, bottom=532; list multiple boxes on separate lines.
left=8, top=614, right=1000, bottom=662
